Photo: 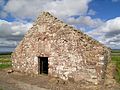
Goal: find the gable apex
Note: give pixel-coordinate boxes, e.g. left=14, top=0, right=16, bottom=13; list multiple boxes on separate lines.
left=35, top=11, right=58, bottom=23
left=41, top=12, right=53, bottom=17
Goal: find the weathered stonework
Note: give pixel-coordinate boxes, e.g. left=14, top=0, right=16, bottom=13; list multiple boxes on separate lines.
left=12, top=12, right=110, bottom=85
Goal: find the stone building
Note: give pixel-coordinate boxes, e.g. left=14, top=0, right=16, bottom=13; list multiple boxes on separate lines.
left=12, top=12, right=110, bottom=84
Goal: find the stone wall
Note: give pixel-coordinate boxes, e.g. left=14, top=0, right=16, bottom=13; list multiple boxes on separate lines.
left=12, top=12, right=110, bottom=85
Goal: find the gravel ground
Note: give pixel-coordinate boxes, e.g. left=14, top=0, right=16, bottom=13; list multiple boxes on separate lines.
left=0, top=68, right=120, bottom=90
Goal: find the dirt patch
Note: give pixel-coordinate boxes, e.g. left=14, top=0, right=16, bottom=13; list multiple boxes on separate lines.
left=0, top=69, right=50, bottom=90
left=0, top=68, right=120, bottom=90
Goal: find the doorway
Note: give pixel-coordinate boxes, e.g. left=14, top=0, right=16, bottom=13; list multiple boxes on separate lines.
left=38, top=57, right=48, bottom=74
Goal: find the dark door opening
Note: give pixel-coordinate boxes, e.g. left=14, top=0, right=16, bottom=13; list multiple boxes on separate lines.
left=38, top=57, right=48, bottom=74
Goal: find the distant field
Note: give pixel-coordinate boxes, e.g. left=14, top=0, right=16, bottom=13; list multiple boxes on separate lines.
left=0, top=53, right=12, bottom=69
left=111, top=50, right=120, bottom=83
left=111, top=49, right=120, bottom=56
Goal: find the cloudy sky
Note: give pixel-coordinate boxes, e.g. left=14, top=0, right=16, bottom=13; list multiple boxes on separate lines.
left=0, top=0, right=120, bottom=52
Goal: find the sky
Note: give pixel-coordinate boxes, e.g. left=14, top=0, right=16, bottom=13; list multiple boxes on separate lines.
left=0, top=0, right=120, bottom=52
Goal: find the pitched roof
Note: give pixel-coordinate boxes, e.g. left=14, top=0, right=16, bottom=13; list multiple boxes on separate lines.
left=14, top=11, right=109, bottom=53
left=27, top=12, right=109, bottom=49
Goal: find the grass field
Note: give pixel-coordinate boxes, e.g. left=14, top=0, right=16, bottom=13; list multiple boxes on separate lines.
left=0, top=53, right=12, bottom=69
left=111, top=50, right=120, bottom=83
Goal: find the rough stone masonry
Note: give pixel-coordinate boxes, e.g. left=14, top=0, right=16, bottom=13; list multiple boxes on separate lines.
left=12, top=12, right=111, bottom=85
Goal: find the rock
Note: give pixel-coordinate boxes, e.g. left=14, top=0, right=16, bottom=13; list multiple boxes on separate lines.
left=7, top=69, right=14, bottom=74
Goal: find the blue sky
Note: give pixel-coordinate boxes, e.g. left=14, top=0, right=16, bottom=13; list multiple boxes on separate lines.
left=89, top=0, right=120, bottom=20
left=0, top=0, right=120, bottom=52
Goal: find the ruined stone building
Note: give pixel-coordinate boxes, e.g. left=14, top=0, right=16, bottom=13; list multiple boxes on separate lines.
left=12, top=12, right=110, bottom=85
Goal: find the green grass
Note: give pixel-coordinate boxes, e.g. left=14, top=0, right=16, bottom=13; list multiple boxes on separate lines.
left=0, top=53, right=12, bottom=69
left=111, top=50, right=120, bottom=83
left=115, top=63, right=120, bottom=83
left=0, top=54, right=11, bottom=59
left=0, top=59, right=11, bottom=63
left=0, top=63, right=12, bottom=69
left=111, top=56, right=120, bottom=62
left=0, top=88, right=3, bottom=90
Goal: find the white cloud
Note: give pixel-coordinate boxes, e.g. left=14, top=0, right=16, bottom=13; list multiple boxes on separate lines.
left=0, top=0, right=5, bottom=6
left=66, top=16, right=104, bottom=28
left=87, top=17, right=120, bottom=49
left=0, top=11, right=8, bottom=18
left=112, top=0, right=120, bottom=2
left=4, top=0, right=92, bottom=20
left=87, top=9, right=96, bottom=15
left=0, top=19, right=32, bottom=36
left=79, top=27, right=86, bottom=32
left=88, top=17, right=120, bottom=36
left=4, top=0, right=53, bottom=19
left=0, top=19, right=32, bottom=48
left=44, top=0, right=91, bottom=19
